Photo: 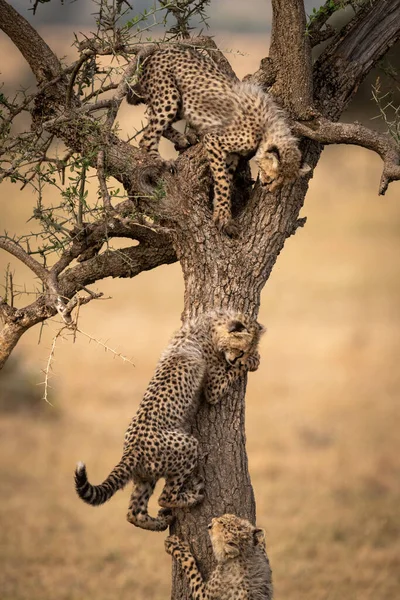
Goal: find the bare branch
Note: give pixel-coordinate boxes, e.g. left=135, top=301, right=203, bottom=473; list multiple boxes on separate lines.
left=66, top=52, right=93, bottom=108
left=0, top=236, right=176, bottom=369
left=309, top=24, right=336, bottom=48
left=0, top=0, right=61, bottom=82
left=97, top=150, right=114, bottom=212
left=0, top=237, right=48, bottom=282
left=294, top=117, right=400, bottom=195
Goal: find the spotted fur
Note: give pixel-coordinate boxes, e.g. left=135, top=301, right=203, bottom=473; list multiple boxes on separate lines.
left=75, top=312, right=264, bottom=531
left=127, top=45, right=305, bottom=236
left=165, top=513, right=273, bottom=600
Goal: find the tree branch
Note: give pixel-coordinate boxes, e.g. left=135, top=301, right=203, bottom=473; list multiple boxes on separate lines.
left=307, top=0, right=352, bottom=47
left=0, top=238, right=177, bottom=370
left=0, top=237, right=48, bottom=282
left=314, top=0, right=400, bottom=117
left=0, top=0, right=61, bottom=82
left=294, top=117, right=400, bottom=194
left=309, top=23, right=336, bottom=48
left=0, top=320, right=30, bottom=371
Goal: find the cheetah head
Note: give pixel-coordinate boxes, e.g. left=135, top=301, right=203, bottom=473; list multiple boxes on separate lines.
left=213, top=314, right=265, bottom=367
left=255, top=143, right=310, bottom=191
left=208, top=514, right=265, bottom=562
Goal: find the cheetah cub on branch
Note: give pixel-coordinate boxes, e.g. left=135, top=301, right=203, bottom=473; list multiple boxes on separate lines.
left=127, top=45, right=308, bottom=236
left=165, top=513, right=273, bottom=600
left=75, top=311, right=264, bottom=531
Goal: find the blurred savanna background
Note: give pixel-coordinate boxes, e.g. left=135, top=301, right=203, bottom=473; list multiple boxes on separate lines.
left=0, top=1, right=399, bottom=599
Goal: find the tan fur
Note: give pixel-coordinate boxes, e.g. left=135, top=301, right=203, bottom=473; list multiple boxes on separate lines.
left=75, top=312, right=264, bottom=531
left=165, top=514, right=273, bottom=600
left=127, top=46, right=305, bottom=236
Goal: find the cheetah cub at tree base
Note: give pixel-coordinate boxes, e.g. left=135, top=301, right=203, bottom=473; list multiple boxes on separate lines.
left=165, top=514, right=273, bottom=600
left=127, top=45, right=308, bottom=236
left=75, top=312, right=264, bottom=531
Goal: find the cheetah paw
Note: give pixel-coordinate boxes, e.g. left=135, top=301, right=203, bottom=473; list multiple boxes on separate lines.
left=244, top=351, right=260, bottom=372
left=214, top=216, right=240, bottom=238
left=158, top=507, right=175, bottom=524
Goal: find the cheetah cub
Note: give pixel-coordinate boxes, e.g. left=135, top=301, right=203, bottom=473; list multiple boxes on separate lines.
left=165, top=513, right=273, bottom=600
left=128, top=46, right=308, bottom=236
left=75, top=312, right=264, bottom=531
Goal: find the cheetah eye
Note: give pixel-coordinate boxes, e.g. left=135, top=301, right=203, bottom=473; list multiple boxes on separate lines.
left=228, top=321, right=247, bottom=333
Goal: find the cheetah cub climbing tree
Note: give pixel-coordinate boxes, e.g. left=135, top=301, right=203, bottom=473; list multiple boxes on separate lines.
left=75, top=312, right=264, bottom=530
left=128, top=45, right=308, bottom=236
left=166, top=514, right=273, bottom=600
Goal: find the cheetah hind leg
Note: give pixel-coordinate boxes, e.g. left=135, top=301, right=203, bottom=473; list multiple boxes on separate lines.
left=158, top=472, right=205, bottom=509
left=126, top=477, right=174, bottom=531
left=139, top=75, right=182, bottom=170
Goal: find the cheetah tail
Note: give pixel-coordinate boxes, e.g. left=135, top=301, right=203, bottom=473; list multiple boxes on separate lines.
left=74, top=459, right=131, bottom=506
left=126, top=82, right=145, bottom=105
left=126, top=43, right=159, bottom=105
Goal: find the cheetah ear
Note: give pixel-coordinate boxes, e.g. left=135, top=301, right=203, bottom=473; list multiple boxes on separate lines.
left=267, top=145, right=281, bottom=162
left=257, top=323, right=266, bottom=336
left=253, top=528, right=266, bottom=548
left=227, top=320, right=247, bottom=334
left=225, top=541, right=240, bottom=558
left=299, top=163, right=312, bottom=176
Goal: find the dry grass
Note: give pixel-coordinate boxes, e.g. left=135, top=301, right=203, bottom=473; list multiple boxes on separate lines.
left=0, top=32, right=399, bottom=600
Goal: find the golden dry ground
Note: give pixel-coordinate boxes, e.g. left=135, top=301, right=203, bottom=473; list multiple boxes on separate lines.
left=0, top=31, right=400, bottom=600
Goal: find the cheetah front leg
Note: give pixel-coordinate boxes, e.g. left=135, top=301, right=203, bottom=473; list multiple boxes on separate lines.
left=165, top=536, right=208, bottom=600
left=203, top=350, right=261, bottom=405
left=203, top=133, right=238, bottom=237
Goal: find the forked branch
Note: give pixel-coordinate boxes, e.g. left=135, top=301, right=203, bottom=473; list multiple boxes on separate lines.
left=294, top=117, right=400, bottom=194
left=306, top=0, right=353, bottom=47
left=0, top=234, right=177, bottom=370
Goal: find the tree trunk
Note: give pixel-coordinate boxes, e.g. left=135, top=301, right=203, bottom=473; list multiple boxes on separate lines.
left=166, top=139, right=321, bottom=598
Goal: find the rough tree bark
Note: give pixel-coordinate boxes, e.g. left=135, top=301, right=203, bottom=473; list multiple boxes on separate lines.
left=0, top=1, right=400, bottom=599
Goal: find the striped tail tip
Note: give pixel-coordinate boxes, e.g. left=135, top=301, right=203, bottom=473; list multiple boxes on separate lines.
left=74, top=462, right=93, bottom=503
